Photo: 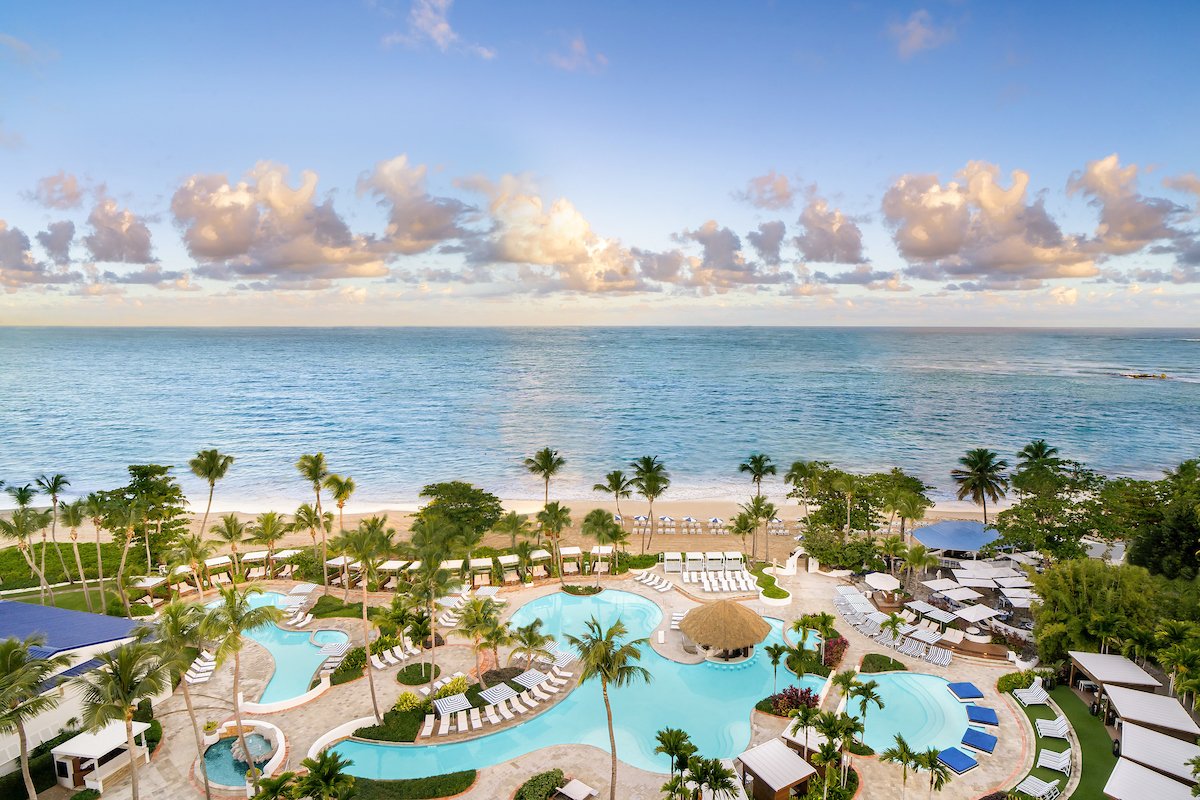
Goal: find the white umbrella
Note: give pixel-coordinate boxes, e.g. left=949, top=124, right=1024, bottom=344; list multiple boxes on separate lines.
left=864, top=572, right=901, bottom=592
left=709, top=517, right=724, bottom=524
left=954, top=604, right=999, bottom=623
left=633, top=515, right=649, bottom=521
left=683, top=516, right=698, bottom=523
left=659, top=516, right=674, bottom=523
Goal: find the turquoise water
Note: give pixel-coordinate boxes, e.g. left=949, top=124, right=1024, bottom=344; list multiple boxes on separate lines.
left=2, top=328, right=1197, bottom=509
left=203, top=734, right=270, bottom=786
left=332, top=590, right=825, bottom=778
left=847, top=672, right=969, bottom=753
left=206, top=591, right=349, bottom=704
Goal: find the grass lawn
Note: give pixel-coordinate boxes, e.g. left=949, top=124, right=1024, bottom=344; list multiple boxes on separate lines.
left=1011, top=685, right=1117, bottom=799
left=860, top=653, right=907, bottom=673
left=749, top=564, right=789, bottom=599
left=9, top=585, right=106, bottom=613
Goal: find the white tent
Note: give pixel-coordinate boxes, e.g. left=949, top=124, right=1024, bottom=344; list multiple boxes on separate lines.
left=529, top=549, right=552, bottom=562
left=204, top=555, right=232, bottom=568
left=942, top=586, right=984, bottom=602
left=922, top=578, right=960, bottom=592
left=241, top=550, right=268, bottom=563
left=999, top=586, right=1036, bottom=599
left=379, top=559, right=407, bottom=572
left=663, top=552, right=683, bottom=573
left=1070, top=651, right=1161, bottom=689
left=705, top=551, right=725, bottom=571
left=1104, top=757, right=1192, bottom=800
left=274, top=548, right=302, bottom=560
left=1120, top=723, right=1200, bottom=783
left=865, top=572, right=901, bottom=591
left=995, top=576, right=1033, bottom=588
left=953, top=604, right=999, bottom=623
left=685, top=551, right=704, bottom=571
left=53, top=721, right=150, bottom=760
left=955, top=577, right=998, bottom=588
left=1105, top=685, right=1200, bottom=737
left=723, top=552, right=745, bottom=571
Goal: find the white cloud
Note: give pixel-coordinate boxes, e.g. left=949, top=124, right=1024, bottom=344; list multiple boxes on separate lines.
left=548, top=36, right=607, bottom=73
left=84, top=196, right=155, bottom=263
left=735, top=171, right=795, bottom=210
left=357, top=154, right=472, bottom=254
left=383, top=0, right=495, bottom=59
left=30, top=172, right=84, bottom=209
left=1068, top=153, right=1186, bottom=255
left=888, top=10, right=955, bottom=60
left=794, top=196, right=865, bottom=264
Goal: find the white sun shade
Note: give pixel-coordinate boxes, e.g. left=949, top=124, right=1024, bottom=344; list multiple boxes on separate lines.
left=953, top=604, right=999, bottom=623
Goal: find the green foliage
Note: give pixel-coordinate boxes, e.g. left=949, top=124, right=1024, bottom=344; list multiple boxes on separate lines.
left=997, top=671, right=1037, bottom=694
left=397, top=662, right=440, bottom=685
left=416, top=482, right=503, bottom=536
left=750, top=564, right=790, bottom=599
left=355, top=708, right=424, bottom=742
left=860, top=653, right=907, bottom=673
left=71, top=790, right=102, bottom=800
left=104, top=463, right=190, bottom=564
left=286, top=549, right=323, bottom=583
left=369, top=635, right=398, bottom=656
left=434, top=675, right=469, bottom=698
left=393, top=691, right=425, bottom=712
left=991, top=460, right=1108, bottom=560
left=0, top=542, right=139, bottom=590
left=1125, top=461, right=1200, bottom=579
left=514, top=769, right=566, bottom=800
left=618, top=552, right=658, bottom=570
left=354, top=772, right=476, bottom=799
left=800, top=525, right=882, bottom=571
left=562, top=583, right=602, bottom=596
left=331, top=647, right=366, bottom=685
left=311, top=595, right=365, bottom=618
left=0, top=750, right=57, bottom=796
left=1031, top=559, right=1159, bottom=661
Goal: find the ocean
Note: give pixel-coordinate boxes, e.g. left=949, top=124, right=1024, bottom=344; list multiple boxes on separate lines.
left=0, top=327, right=1197, bottom=511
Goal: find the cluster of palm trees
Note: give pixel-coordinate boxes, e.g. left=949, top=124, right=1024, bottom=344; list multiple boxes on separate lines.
left=879, top=733, right=952, bottom=799
left=877, top=538, right=941, bottom=592
left=652, top=727, right=737, bottom=799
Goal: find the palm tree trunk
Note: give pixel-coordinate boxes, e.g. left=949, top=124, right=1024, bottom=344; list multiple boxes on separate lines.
left=125, top=714, right=141, bottom=800
left=982, top=496, right=988, bottom=525
left=363, top=586, right=381, bottom=723
left=19, top=545, right=54, bottom=604
left=764, top=521, right=771, bottom=565
left=50, top=502, right=72, bottom=582
left=427, top=600, right=438, bottom=691
left=143, top=521, right=153, bottom=574
left=603, top=680, right=618, bottom=800
left=645, top=500, right=655, bottom=554
left=200, top=483, right=215, bottom=540
left=16, top=721, right=35, bottom=800
left=180, top=679, right=212, bottom=800
left=342, top=562, right=350, bottom=604
left=232, top=651, right=259, bottom=794
left=193, top=569, right=205, bottom=601
left=95, top=526, right=107, bottom=604
left=71, top=535, right=93, bottom=612
left=116, top=528, right=134, bottom=617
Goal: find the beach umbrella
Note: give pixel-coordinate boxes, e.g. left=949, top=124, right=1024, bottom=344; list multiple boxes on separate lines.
left=683, top=516, right=698, bottom=523
left=612, top=514, right=622, bottom=522
left=660, top=515, right=674, bottom=523
left=771, top=517, right=784, bottom=524
left=633, top=515, right=649, bottom=521
left=709, top=517, right=724, bottom=524
left=679, top=600, right=771, bottom=652
left=865, top=572, right=901, bottom=592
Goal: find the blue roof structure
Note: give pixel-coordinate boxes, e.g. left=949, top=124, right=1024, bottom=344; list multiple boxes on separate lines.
left=913, top=520, right=999, bottom=553
left=0, top=601, right=138, bottom=655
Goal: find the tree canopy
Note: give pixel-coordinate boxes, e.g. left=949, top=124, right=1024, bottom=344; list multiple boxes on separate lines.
left=415, top=481, right=503, bottom=536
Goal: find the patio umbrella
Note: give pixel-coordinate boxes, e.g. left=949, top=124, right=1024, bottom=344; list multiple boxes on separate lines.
left=679, top=600, right=771, bottom=652
left=709, top=517, right=724, bottom=524
left=864, top=572, right=901, bottom=592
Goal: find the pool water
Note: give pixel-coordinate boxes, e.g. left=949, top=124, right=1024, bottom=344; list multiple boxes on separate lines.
left=206, top=591, right=349, bottom=704
left=203, top=734, right=270, bottom=786
left=846, top=672, right=969, bottom=753
left=333, top=590, right=826, bottom=779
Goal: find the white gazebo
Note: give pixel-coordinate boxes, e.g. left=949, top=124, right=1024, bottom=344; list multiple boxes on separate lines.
left=705, top=551, right=725, bottom=571
left=685, top=552, right=705, bottom=572
left=497, top=553, right=521, bottom=583
left=529, top=549, right=552, bottom=578
left=559, top=545, right=583, bottom=575
left=953, top=604, right=999, bottom=624
left=864, top=572, right=901, bottom=592
left=52, top=721, right=150, bottom=793
left=589, top=546, right=613, bottom=574
left=663, top=552, right=683, bottom=573
left=736, top=737, right=816, bottom=799
left=468, top=557, right=494, bottom=586
left=723, top=552, right=745, bottom=572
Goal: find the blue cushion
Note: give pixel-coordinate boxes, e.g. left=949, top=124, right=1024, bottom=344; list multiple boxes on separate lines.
left=966, top=705, right=999, bottom=726
left=937, top=747, right=979, bottom=774
left=948, top=682, right=984, bottom=700
left=962, top=728, right=998, bottom=753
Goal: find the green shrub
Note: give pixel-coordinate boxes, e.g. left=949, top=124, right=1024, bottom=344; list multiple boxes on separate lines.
left=515, top=768, right=565, bottom=800
left=435, top=676, right=469, bottom=698
left=286, top=549, right=322, bottom=583
left=370, top=635, right=399, bottom=656
left=145, top=720, right=163, bottom=751
left=618, top=553, right=659, bottom=570
left=997, top=670, right=1037, bottom=694
left=0, top=542, right=140, bottom=590
left=397, top=662, right=440, bottom=685
left=312, top=595, right=365, bottom=619
left=394, top=692, right=425, bottom=712
left=355, top=709, right=424, bottom=743
left=71, top=790, right=102, bottom=800
left=860, top=653, right=907, bottom=673
left=354, top=771, right=476, bottom=799
left=332, top=647, right=366, bottom=685
left=0, top=747, right=57, bottom=796
left=562, top=584, right=602, bottom=596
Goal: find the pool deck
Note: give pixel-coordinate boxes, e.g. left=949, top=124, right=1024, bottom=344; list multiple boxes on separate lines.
left=91, top=570, right=1035, bottom=800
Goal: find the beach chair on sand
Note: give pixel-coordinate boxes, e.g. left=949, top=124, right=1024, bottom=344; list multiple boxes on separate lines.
left=1014, top=776, right=1060, bottom=800
left=421, top=714, right=435, bottom=737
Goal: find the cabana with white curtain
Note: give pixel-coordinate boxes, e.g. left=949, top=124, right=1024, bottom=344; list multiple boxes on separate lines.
left=662, top=552, right=683, bottom=573
left=559, top=546, right=583, bottom=575
left=529, top=549, right=552, bottom=578
left=589, top=545, right=613, bottom=574
left=723, top=552, right=745, bottom=572
left=685, top=551, right=705, bottom=572
left=204, top=555, right=234, bottom=585
left=468, top=557, right=494, bottom=586
left=705, top=551, right=725, bottom=571
left=497, top=554, right=521, bottom=584
left=241, top=550, right=269, bottom=579
left=52, top=721, right=151, bottom=793
left=273, top=548, right=302, bottom=577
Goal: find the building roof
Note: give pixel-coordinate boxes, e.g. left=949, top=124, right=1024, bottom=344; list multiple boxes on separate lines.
left=1104, top=757, right=1193, bottom=800
left=1105, top=685, right=1199, bottom=736
left=0, top=601, right=138, bottom=656
left=913, top=520, right=999, bottom=553
left=737, top=738, right=816, bottom=790
left=680, top=600, right=771, bottom=651
left=1084, top=538, right=1127, bottom=563
left=1120, top=723, right=1200, bottom=783
left=52, top=721, right=151, bottom=760
left=1070, top=651, right=1161, bottom=688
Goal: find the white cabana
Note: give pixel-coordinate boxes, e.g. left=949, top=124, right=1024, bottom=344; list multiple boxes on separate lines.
left=53, top=721, right=150, bottom=761
left=590, top=545, right=613, bottom=557
left=736, top=738, right=816, bottom=795
left=1119, top=723, right=1200, bottom=784
left=497, top=554, right=520, bottom=568
left=326, top=556, right=355, bottom=567
left=663, top=552, right=683, bottom=573
left=995, top=576, right=1033, bottom=588
left=52, top=721, right=150, bottom=791
left=723, top=552, right=745, bottom=571
left=1104, top=757, right=1193, bottom=800
left=942, top=586, right=984, bottom=602
left=405, top=560, right=423, bottom=572
left=530, top=549, right=552, bottom=562
left=685, top=551, right=705, bottom=572
left=468, top=557, right=493, bottom=572
left=1070, top=651, right=1161, bottom=690
left=439, top=559, right=463, bottom=571
left=204, top=555, right=232, bottom=569
left=705, top=551, right=725, bottom=571
left=1105, top=685, right=1200, bottom=739
left=274, top=548, right=301, bottom=560
left=379, top=559, right=407, bottom=572
left=241, top=550, right=268, bottom=563
left=865, top=572, right=901, bottom=592
left=170, top=564, right=193, bottom=577
left=953, top=604, right=999, bottom=623
left=559, top=546, right=583, bottom=560
left=922, top=578, right=960, bottom=592
left=955, top=577, right=998, bottom=588
left=999, top=586, right=1037, bottom=599
left=1007, top=597, right=1034, bottom=609
left=131, top=575, right=165, bottom=590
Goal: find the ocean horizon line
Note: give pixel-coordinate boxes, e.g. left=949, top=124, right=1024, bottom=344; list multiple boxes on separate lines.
left=2, top=324, right=1200, bottom=332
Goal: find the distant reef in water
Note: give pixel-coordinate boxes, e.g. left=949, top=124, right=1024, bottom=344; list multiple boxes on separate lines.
left=1120, top=372, right=1170, bottom=380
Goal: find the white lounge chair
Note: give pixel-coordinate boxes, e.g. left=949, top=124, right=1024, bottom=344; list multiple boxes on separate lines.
left=387, top=646, right=408, bottom=663
left=520, top=690, right=540, bottom=707
left=421, top=714, right=435, bottom=737
left=469, top=708, right=483, bottom=730
left=1035, top=716, right=1070, bottom=739
left=508, top=696, right=528, bottom=714
left=455, top=711, right=468, bottom=732
left=542, top=681, right=561, bottom=694
left=497, top=701, right=514, bottom=720
left=531, top=684, right=553, bottom=701
left=436, top=715, right=451, bottom=735
left=1014, top=775, right=1060, bottom=799
left=369, top=654, right=389, bottom=671
left=1037, top=748, right=1072, bottom=775
left=484, top=705, right=501, bottom=724
left=552, top=666, right=573, bottom=679
left=380, top=650, right=400, bottom=666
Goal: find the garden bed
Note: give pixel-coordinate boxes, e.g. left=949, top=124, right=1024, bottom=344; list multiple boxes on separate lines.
left=860, top=653, right=907, bottom=673
left=355, top=771, right=476, bottom=799
left=397, top=663, right=441, bottom=685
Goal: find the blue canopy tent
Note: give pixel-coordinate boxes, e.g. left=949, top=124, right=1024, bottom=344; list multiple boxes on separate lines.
left=912, top=520, right=999, bottom=554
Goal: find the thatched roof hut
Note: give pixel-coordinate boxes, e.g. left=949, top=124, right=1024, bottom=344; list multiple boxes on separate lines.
left=679, top=600, right=771, bottom=652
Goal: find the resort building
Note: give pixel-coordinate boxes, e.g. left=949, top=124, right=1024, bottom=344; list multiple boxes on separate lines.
left=735, top=738, right=815, bottom=800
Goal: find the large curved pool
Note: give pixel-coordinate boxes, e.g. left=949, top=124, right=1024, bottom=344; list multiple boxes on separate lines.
left=846, top=672, right=969, bottom=752
left=333, top=590, right=825, bottom=778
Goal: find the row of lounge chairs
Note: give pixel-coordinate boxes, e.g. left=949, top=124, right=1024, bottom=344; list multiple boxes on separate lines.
left=936, top=683, right=1004, bottom=776
left=1014, top=677, right=1050, bottom=706
left=669, top=611, right=685, bottom=631
left=1012, top=676, right=1070, bottom=798
left=682, top=570, right=756, bottom=593
left=833, top=594, right=954, bottom=668
left=184, top=650, right=216, bottom=685
left=369, top=638, right=423, bottom=670
left=634, top=572, right=674, bottom=593
left=420, top=666, right=575, bottom=737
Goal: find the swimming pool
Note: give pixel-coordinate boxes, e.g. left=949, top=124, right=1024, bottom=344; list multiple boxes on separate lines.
left=206, top=591, right=349, bottom=704
left=332, top=590, right=826, bottom=779
left=203, top=734, right=270, bottom=786
left=845, top=672, right=969, bottom=752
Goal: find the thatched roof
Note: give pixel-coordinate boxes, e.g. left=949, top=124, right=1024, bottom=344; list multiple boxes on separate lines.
left=679, top=600, right=771, bottom=651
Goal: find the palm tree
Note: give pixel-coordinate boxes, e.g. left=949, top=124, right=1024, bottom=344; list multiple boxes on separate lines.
left=480, top=620, right=512, bottom=672
left=509, top=619, right=556, bottom=669
left=687, top=756, right=737, bottom=800
left=35, top=473, right=72, bottom=582
left=630, top=456, right=670, bottom=553
left=152, top=601, right=213, bottom=800
left=739, top=453, right=776, bottom=498
left=455, top=596, right=501, bottom=684
left=201, top=585, right=283, bottom=794
left=85, top=492, right=110, bottom=602
left=493, top=511, right=532, bottom=549
left=59, top=500, right=93, bottom=611
left=730, top=512, right=755, bottom=558
left=294, top=749, right=356, bottom=800
left=1018, top=439, right=1060, bottom=470
left=830, top=472, right=859, bottom=532
left=764, top=643, right=788, bottom=694
left=895, top=493, right=928, bottom=541
left=0, top=634, right=73, bottom=800
left=784, top=459, right=827, bottom=524
left=901, top=544, right=940, bottom=594
left=189, top=449, right=235, bottom=542
left=171, top=533, right=214, bottom=599
left=209, top=513, right=248, bottom=581
left=850, top=679, right=884, bottom=742
left=834, top=713, right=863, bottom=784
left=741, top=495, right=777, bottom=562
left=338, top=516, right=396, bottom=723
left=296, top=453, right=330, bottom=589
left=880, top=733, right=918, bottom=800
left=567, top=617, right=652, bottom=800
left=5, top=482, right=36, bottom=509
left=653, top=727, right=695, bottom=784
left=294, top=502, right=333, bottom=568
left=0, top=509, right=56, bottom=604
left=249, top=511, right=289, bottom=577
left=252, top=771, right=296, bottom=800
left=788, top=704, right=820, bottom=759
left=525, top=447, right=566, bottom=510
left=405, top=523, right=459, bottom=692
left=950, top=448, right=1009, bottom=524
left=881, top=613, right=906, bottom=644
left=811, top=740, right=841, bottom=800
left=536, top=501, right=572, bottom=585
left=75, top=641, right=171, bottom=800
left=879, top=535, right=905, bottom=575
left=831, top=669, right=858, bottom=705
left=111, top=502, right=143, bottom=617
left=582, top=508, right=622, bottom=585
left=593, top=470, right=634, bottom=520
left=324, top=474, right=356, bottom=536
left=513, top=539, right=536, bottom=581
left=914, top=747, right=952, bottom=798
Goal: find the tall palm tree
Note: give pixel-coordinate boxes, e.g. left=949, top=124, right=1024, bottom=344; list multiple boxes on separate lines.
left=730, top=512, right=755, bottom=558
left=338, top=516, right=396, bottom=723
left=76, top=641, right=171, bottom=800
left=880, top=612, right=906, bottom=643
left=508, top=619, right=556, bottom=669
left=834, top=713, right=863, bottom=784
left=525, top=447, right=566, bottom=510
left=950, top=448, right=1009, bottom=524
left=294, top=749, right=356, bottom=800
left=880, top=733, right=918, bottom=800
left=0, top=509, right=56, bottom=604
left=455, top=596, right=501, bottom=681
left=111, top=501, right=143, bottom=617
left=84, top=492, right=110, bottom=602
left=249, top=511, right=289, bottom=577
left=895, top=493, right=928, bottom=541
left=536, top=501, right=572, bottom=585
left=915, top=747, right=952, bottom=798
left=830, top=472, right=859, bottom=533
left=901, top=544, right=940, bottom=594
left=323, top=474, right=356, bottom=537
left=201, top=586, right=282, bottom=795
left=582, top=508, right=622, bottom=584
left=879, top=535, right=906, bottom=575
left=566, top=617, right=652, bottom=800
left=59, top=500, right=93, bottom=611
left=171, top=533, right=214, bottom=599
left=784, top=460, right=827, bottom=524
left=654, top=727, right=695, bottom=785
left=0, top=634, right=73, bottom=800
left=630, top=456, right=670, bottom=554
left=741, top=495, right=777, bottom=563
left=788, top=704, right=820, bottom=759
left=189, top=449, right=235, bottom=543
left=492, top=510, right=532, bottom=549
left=35, top=473, right=72, bottom=582
left=209, top=513, right=248, bottom=581
left=687, top=756, right=737, bottom=800
left=294, top=502, right=333, bottom=572
left=739, top=453, right=776, bottom=498
left=764, top=643, right=788, bottom=694
left=480, top=620, right=512, bottom=672
left=6, top=484, right=40, bottom=583
left=296, top=453, right=330, bottom=589
left=152, top=601, right=213, bottom=800
left=513, top=540, right=536, bottom=581
left=811, top=740, right=841, bottom=800
left=850, top=679, right=884, bottom=743
left=404, top=516, right=460, bottom=692
left=593, top=470, right=634, bottom=520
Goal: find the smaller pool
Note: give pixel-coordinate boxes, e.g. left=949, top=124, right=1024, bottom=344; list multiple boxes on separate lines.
left=203, top=734, right=270, bottom=786
left=847, top=672, right=969, bottom=753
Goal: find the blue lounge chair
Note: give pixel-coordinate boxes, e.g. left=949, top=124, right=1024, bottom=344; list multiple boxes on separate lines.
left=948, top=682, right=984, bottom=701
left=961, top=727, right=998, bottom=754
left=966, top=705, right=999, bottom=726
left=938, top=746, right=979, bottom=774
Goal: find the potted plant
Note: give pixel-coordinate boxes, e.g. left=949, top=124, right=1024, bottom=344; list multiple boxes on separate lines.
left=203, top=720, right=219, bottom=746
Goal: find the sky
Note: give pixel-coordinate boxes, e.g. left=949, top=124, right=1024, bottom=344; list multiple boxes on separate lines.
left=1, top=1, right=1199, bottom=326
